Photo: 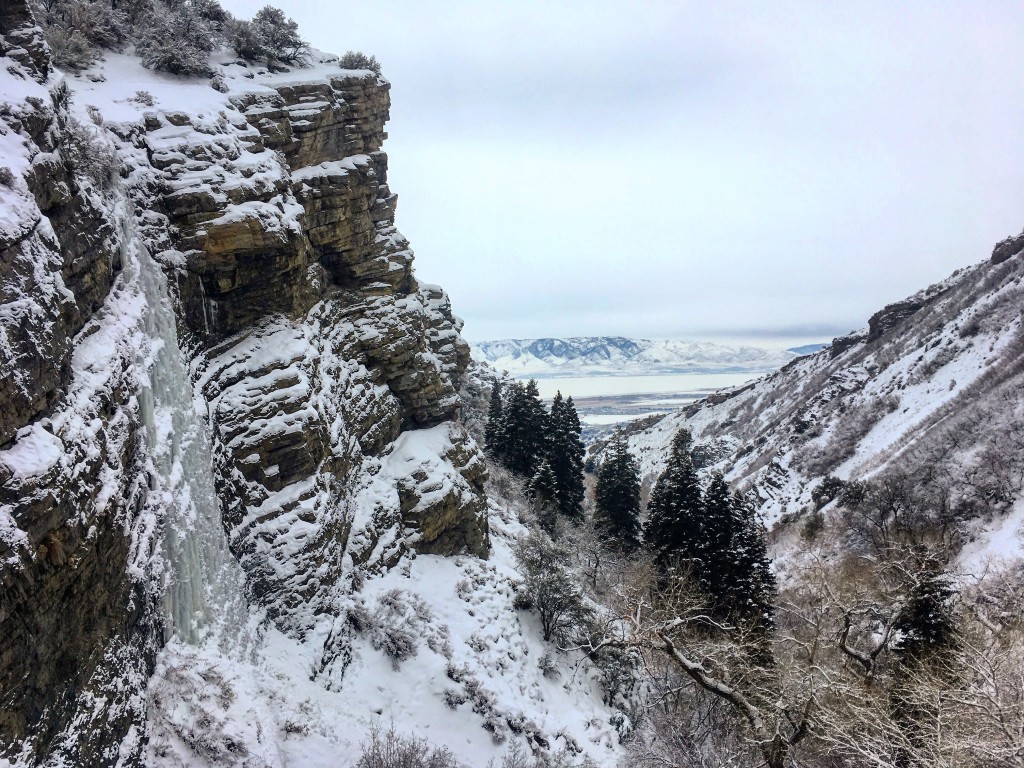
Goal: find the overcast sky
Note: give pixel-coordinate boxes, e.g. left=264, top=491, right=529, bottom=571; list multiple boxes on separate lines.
left=223, top=1, right=1024, bottom=345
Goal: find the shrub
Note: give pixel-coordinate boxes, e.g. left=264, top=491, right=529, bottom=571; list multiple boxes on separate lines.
left=800, top=508, right=825, bottom=541
left=340, top=50, right=382, bottom=74
left=501, top=742, right=599, bottom=768
left=131, top=90, right=155, bottom=106
left=811, top=476, right=845, bottom=509
left=356, top=721, right=462, bottom=768
left=45, top=25, right=97, bottom=73
left=513, top=531, right=594, bottom=643
left=225, top=17, right=267, bottom=62
left=537, top=651, right=559, bottom=679
left=136, top=6, right=214, bottom=76
left=250, top=5, right=309, bottom=64
left=190, top=0, right=228, bottom=26
left=63, top=118, right=118, bottom=187
left=67, top=1, right=129, bottom=49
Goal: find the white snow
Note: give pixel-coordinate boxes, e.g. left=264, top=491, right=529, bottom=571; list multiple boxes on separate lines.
left=474, top=336, right=797, bottom=379
left=145, top=499, right=625, bottom=767
left=0, top=422, right=63, bottom=480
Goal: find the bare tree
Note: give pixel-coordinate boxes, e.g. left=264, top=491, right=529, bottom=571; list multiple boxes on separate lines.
left=584, top=567, right=813, bottom=768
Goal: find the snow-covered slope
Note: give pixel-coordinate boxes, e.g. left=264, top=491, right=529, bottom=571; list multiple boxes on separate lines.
left=623, top=243, right=1024, bottom=563
left=473, top=336, right=798, bottom=377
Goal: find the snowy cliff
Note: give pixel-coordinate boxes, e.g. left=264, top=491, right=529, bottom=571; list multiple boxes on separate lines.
left=0, top=7, right=517, bottom=764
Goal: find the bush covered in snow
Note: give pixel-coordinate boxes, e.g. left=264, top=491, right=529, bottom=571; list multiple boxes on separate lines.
left=136, top=4, right=216, bottom=76
left=348, top=588, right=451, bottom=668
left=31, top=0, right=130, bottom=72
left=340, top=50, right=382, bottom=74
left=30, top=0, right=314, bottom=76
left=224, top=5, right=310, bottom=67
left=513, top=531, right=593, bottom=643
left=356, top=721, right=462, bottom=768
left=63, top=116, right=118, bottom=186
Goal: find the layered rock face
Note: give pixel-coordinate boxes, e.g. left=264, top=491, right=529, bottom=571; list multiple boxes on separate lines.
left=0, top=16, right=157, bottom=767
left=134, top=63, right=488, bottom=630
left=0, top=13, right=488, bottom=765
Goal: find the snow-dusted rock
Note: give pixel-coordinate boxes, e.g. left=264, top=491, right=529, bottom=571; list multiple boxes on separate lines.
left=0, top=7, right=487, bottom=764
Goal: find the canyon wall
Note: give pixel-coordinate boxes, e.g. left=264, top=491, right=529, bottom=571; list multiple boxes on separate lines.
left=0, top=5, right=488, bottom=763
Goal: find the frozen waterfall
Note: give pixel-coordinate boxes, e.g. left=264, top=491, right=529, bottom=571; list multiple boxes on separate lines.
left=137, top=247, right=248, bottom=647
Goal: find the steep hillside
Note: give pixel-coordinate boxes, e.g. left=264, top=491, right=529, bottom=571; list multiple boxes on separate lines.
left=473, top=336, right=796, bottom=377
left=625, top=238, right=1024, bottom=559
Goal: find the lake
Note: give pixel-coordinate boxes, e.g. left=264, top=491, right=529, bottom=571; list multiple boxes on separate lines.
left=532, top=372, right=762, bottom=400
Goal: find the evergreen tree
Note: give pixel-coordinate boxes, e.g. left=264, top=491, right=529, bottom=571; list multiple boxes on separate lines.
left=484, top=381, right=505, bottom=459
left=501, top=379, right=548, bottom=478
left=700, top=472, right=735, bottom=591
left=893, top=569, right=957, bottom=664
left=529, top=459, right=560, bottom=535
left=546, top=392, right=586, bottom=520
left=644, top=430, right=703, bottom=571
left=720, top=489, right=776, bottom=630
left=594, top=440, right=642, bottom=550
left=890, top=566, right=958, bottom=768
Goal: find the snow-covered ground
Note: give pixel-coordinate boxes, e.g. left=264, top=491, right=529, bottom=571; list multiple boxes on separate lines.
left=145, top=494, right=625, bottom=767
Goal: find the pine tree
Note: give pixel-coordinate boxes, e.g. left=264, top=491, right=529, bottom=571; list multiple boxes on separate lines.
left=501, top=380, right=548, bottom=478
left=720, top=489, right=776, bottom=630
left=546, top=392, right=585, bottom=521
left=484, top=381, right=505, bottom=459
left=530, top=459, right=560, bottom=535
left=701, top=472, right=735, bottom=592
left=594, top=440, right=642, bottom=550
left=644, top=430, right=703, bottom=572
left=893, top=569, right=957, bottom=664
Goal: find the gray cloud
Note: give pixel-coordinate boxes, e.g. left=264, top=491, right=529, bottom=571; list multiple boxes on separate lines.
left=223, top=1, right=1024, bottom=342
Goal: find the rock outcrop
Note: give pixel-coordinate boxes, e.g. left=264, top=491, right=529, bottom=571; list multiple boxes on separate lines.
left=128, top=62, right=485, bottom=628
left=0, top=11, right=487, bottom=765
left=991, top=230, right=1024, bottom=264
left=0, top=19, right=156, bottom=767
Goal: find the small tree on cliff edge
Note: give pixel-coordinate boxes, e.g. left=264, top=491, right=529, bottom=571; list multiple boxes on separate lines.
left=594, top=439, right=642, bottom=550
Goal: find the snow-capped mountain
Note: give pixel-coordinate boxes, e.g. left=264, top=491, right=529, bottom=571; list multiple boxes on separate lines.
left=473, top=336, right=798, bottom=377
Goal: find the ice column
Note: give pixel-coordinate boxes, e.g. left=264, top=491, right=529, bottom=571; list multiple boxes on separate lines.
left=138, top=247, right=247, bottom=646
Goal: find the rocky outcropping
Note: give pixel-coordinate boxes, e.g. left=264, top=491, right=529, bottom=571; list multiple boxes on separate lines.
left=126, top=62, right=486, bottom=629
left=0, top=12, right=487, bottom=765
left=0, top=17, right=156, bottom=766
left=991, top=230, right=1024, bottom=264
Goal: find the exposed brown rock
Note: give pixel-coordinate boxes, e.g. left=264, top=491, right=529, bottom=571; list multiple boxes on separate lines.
left=991, top=231, right=1024, bottom=264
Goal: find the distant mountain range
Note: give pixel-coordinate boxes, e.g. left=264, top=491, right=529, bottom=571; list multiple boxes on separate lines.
left=472, top=336, right=809, bottom=377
